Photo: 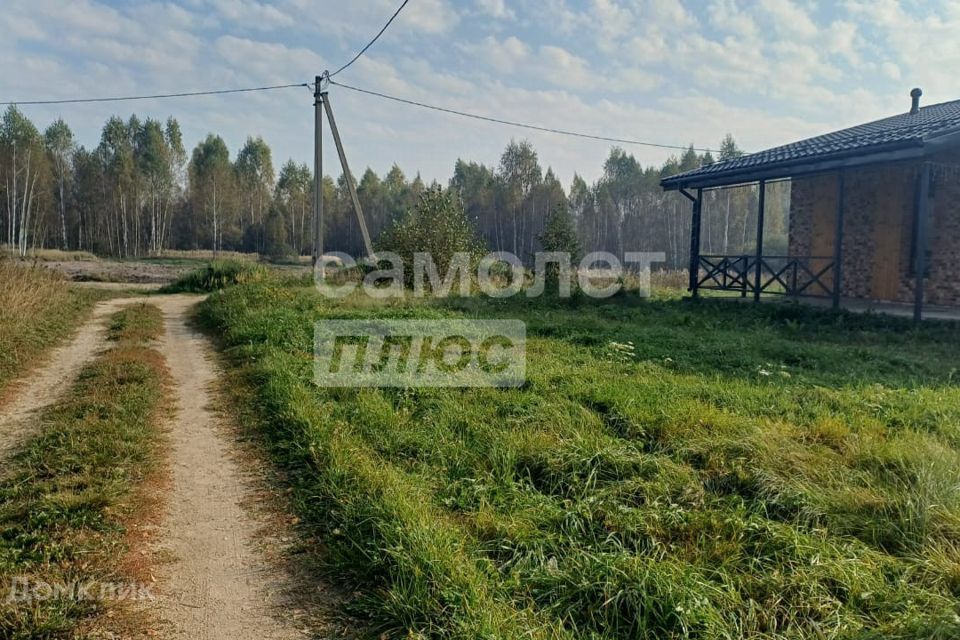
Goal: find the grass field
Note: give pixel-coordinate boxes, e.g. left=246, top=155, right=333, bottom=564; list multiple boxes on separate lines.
left=0, top=263, right=102, bottom=396
left=160, top=259, right=268, bottom=293
left=0, top=303, right=168, bottom=637
left=198, top=274, right=960, bottom=639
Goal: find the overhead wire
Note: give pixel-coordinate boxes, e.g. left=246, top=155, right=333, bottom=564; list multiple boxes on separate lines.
left=0, top=83, right=310, bottom=106
left=328, top=0, right=410, bottom=78
left=1, top=0, right=716, bottom=157
left=327, top=79, right=718, bottom=153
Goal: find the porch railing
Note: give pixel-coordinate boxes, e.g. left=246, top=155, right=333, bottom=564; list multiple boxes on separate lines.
left=697, top=255, right=835, bottom=298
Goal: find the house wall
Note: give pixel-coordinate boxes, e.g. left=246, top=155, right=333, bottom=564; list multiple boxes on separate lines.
left=788, top=154, right=960, bottom=306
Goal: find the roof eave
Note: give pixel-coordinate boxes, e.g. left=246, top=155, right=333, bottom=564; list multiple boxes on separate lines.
left=660, top=139, right=931, bottom=191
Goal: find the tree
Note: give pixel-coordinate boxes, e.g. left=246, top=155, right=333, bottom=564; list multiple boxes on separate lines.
left=189, top=135, right=233, bottom=253
left=263, top=205, right=290, bottom=259
left=161, top=117, right=187, bottom=253
left=538, top=204, right=581, bottom=294
left=0, top=107, right=749, bottom=270
left=1, top=107, right=50, bottom=256
left=450, top=159, right=497, bottom=249
left=719, top=133, right=743, bottom=161
left=135, top=118, right=174, bottom=254
left=235, top=136, right=274, bottom=252
left=98, top=116, right=136, bottom=256
left=539, top=205, right=581, bottom=260
left=274, top=160, right=312, bottom=254
left=498, top=140, right=542, bottom=257
left=70, top=146, right=105, bottom=252
left=377, top=186, right=485, bottom=287
left=44, top=119, right=74, bottom=250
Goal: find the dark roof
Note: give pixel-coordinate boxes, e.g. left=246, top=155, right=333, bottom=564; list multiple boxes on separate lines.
left=661, top=98, right=960, bottom=190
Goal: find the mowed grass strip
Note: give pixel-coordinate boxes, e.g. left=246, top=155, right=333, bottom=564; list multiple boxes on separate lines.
left=0, top=263, right=100, bottom=396
left=0, top=304, right=168, bottom=638
left=199, top=276, right=960, bottom=639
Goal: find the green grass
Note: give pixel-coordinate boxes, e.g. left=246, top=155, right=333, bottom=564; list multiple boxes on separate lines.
left=159, top=259, right=268, bottom=293
left=0, top=304, right=168, bottom=638
left=108, top=303, right=164, bottom=343
left=198, top=276, right=960, bottom=639
left=0, top=263, right=101, bottom=396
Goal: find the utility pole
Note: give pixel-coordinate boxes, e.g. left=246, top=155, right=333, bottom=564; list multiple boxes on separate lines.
left=312, top=75, right=324, bottom=269
left=323, top=91, right=375, bottom=260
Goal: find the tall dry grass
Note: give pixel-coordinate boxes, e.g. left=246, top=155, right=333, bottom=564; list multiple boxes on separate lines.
left=0, top=262, right=93, bottom=393
left=153, top=249, right=259, bottom=262
left=0, top=245, right=100, bottom=262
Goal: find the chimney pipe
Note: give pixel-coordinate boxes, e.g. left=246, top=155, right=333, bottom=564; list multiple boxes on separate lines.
left=910, top=88, right=922, bottom=115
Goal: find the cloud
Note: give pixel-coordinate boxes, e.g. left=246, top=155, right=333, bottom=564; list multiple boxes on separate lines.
left=401, top=0, right=460, bottom=33
left=464, top=36, right=531, bottom=73
left=0, top=13, right=46, bottom=40
left=757, top=0, right=818, bottom=39
left=214, top=36, right=325, bottom=79
left=1, top=0, right=956, bottom=191
left=475, top=0, right=515, bottom=20
left=708, top=0, right=757, bottom=39
left=588, top=0, right=634, bottom=43
left=209, top=0, right=296, bottom=30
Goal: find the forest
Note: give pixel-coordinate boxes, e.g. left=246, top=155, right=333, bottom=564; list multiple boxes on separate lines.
left=0, top=105, right=788, bottom=269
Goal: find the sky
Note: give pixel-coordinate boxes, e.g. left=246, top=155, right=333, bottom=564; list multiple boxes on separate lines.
left=2, top=0, right=959, bottom=187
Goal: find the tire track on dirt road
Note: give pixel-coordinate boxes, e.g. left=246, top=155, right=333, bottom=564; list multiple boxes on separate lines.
left=150, top=295, right=306, bottom=639
left=0, top=296, right=146, bottom=463
left=1, top=290, right=316, bottom=638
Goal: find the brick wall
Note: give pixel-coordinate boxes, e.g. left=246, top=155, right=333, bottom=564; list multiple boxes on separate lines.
left=788, top=156, right=960, bottom=306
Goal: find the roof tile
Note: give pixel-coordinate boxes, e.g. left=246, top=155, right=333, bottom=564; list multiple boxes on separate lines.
left=662, top=99, right=960, bottom=188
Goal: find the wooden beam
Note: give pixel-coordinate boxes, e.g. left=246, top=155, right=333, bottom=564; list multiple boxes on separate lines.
left=685, top=188, right=703, bottom=297
left=832, top=170, right=846, bottom=309
left=754, top=179, right=766, bottom=302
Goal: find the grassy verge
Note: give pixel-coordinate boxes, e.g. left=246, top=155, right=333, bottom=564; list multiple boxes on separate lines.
left=199, top=276, right=960, bottom=639
left=160, top=259, right=267, bottom=293
left=0, top=304, right=168, bottom=638
left=0, top=262, right=102, bottom=397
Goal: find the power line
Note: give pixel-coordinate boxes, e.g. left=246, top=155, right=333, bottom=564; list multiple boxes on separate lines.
left=329, top=0, right=410, bottom=78
left=328, top=79, right=718, bottom=153
left=0, top=83, right=310, bottom=106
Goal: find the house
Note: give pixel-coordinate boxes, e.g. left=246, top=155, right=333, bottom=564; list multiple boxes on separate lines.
left=660, top=89, right=960, bottom=321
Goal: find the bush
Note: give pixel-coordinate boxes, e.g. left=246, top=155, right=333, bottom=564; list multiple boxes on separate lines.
left=376, top=186, right=485, bottom=288
left=160, top=259, right=267, bottom=293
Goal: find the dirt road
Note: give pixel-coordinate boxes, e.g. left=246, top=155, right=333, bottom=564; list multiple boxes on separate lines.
left=0, top=296, right=144, bottom=462
left=151, top=295, right=304, bottom=639
left=0, top=292, right=312, bottom=638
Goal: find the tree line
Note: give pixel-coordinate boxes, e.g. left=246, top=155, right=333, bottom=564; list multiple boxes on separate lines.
left=1, top=105, right=784, bottom=268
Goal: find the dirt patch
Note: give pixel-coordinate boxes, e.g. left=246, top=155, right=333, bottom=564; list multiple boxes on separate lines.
left=33, top=259, right=193, bottom=284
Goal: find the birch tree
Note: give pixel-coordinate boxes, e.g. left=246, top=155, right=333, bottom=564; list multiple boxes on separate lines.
left=1, top=107, right=49, bottom=256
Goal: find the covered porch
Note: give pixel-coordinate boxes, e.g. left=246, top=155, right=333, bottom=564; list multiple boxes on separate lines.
left=660, top=88, right=960, bottom=322
left=675, top=160, right=940, bottom=322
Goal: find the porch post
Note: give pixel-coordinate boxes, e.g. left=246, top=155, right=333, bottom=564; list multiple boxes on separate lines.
left=832, top=170, right=846, bottom=310
left=754, top=179, right=766, bottom=302
left=913, top=162, right=932, bottom=323
left=688, top=188, right=703, bottom=298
